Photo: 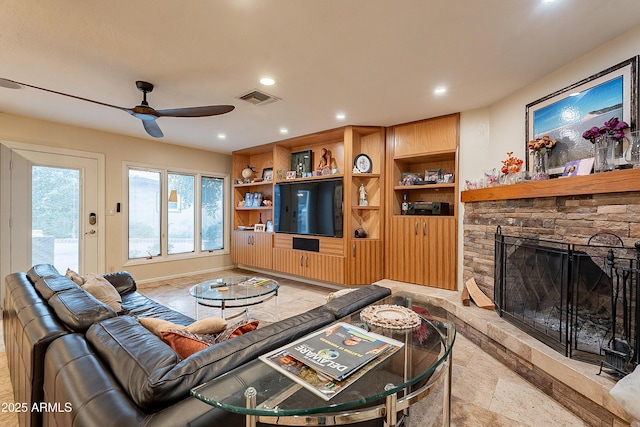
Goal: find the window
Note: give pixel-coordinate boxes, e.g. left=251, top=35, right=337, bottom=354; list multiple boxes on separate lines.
left=168, top=173, right=195, bottom=255
left=201, top=176, right=224, bottom=251
left=127, top=166, right=226, bottom=261
left=128, top=169, right=161, bottom=259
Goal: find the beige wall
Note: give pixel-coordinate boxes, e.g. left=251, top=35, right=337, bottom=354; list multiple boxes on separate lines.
left=457, top=24, right=640, bottom=290
left=0, top=113, right=234, bottom=281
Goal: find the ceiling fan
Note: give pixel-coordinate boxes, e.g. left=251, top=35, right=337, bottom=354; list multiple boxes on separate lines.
left=0, top=78, right=235, bottom=138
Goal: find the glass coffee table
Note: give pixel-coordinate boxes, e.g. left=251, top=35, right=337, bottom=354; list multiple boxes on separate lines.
left=191, top=292, right=455, bottom=427
left=189, top=276, right=279, bottom=320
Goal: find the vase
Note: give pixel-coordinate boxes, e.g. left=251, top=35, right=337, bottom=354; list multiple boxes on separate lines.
left=530, top=151, right=549, bottom=181
left=594, top=136, right=615, bottom=173
left=625, top=131, right=640, bottom=168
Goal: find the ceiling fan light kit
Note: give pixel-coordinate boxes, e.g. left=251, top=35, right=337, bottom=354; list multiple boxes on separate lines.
left=0, top=78, right=234, bottom=138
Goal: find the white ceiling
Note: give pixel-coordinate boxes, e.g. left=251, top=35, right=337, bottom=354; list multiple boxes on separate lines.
left=2, top=0, right=640, bottom=154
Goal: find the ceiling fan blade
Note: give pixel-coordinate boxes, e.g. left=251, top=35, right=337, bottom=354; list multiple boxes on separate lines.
left=156, top=105, right=235, bottom=118
left=141, top=119, right=164, bottom=138
left=0, top=77, right=130, bottom=112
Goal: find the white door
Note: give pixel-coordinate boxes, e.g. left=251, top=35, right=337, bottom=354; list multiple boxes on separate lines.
left=1, top=143, right=104, bottom=282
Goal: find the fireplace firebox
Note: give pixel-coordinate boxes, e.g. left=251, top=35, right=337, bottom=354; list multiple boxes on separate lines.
left=494, top=227, right=639, bottom=377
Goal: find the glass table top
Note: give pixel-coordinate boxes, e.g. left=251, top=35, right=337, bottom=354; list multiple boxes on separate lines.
left=191, top=291, right=455, bottom=417
left=189, top=277, right=279, bottom=302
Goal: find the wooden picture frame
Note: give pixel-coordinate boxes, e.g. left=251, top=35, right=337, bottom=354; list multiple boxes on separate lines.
left=526, top=56, right=638, bottom=175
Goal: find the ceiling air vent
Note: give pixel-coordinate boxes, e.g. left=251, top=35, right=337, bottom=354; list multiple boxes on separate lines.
left=236, top=89, right=280, bottom=106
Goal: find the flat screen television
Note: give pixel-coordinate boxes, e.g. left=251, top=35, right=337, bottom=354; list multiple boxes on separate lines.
left=273, top=178, right=343, bottom=238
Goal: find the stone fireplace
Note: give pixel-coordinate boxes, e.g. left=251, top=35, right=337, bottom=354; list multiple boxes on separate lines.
left=494, top=227, right=638, bottom=374
left=461, top=169, right=640, bottom=372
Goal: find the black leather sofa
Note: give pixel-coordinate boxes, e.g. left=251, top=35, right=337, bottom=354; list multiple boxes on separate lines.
left=3, top=264, right=391, bottom=427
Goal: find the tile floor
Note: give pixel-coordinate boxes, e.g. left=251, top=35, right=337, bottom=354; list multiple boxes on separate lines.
left=135, top=269, right=588, bottom=426
left=0, top=269, right=592, bottom=426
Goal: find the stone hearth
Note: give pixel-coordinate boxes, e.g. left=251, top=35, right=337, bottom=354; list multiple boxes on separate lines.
left=461, top=174, right=640, bottom=426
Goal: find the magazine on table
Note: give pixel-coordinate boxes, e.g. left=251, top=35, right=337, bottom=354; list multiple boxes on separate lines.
left=259, top=322, right=403, bottom=400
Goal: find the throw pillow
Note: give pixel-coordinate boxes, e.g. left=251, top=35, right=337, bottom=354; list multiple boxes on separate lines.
left=161, top=329, right=217, bottom=359
left=138, top=316, right=227, bottom=337
left=185, top=317, right=227, bottom=335
left=138, top=317, right=181, bottom=338
left=81, top=275, right=122, bottom=312
left=214, top=318, right=259, bottom=344
left=65, top=268, right=85, bottom=286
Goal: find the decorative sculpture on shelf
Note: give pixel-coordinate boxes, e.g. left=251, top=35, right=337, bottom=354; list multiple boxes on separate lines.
left=359, top=184, right=368, bottom=206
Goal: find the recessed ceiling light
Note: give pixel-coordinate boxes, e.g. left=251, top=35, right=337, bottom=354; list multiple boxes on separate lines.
left=569, top=92, right=581, bottom=97
left=260, top=77, right=276, bottom=86
left=434, top=87, right=447, bottom=95
left=217, top=133, right=226, bottom=139
left=280, top=128, right=289, bottom=134
left=336, top=113, right=346, bottom=120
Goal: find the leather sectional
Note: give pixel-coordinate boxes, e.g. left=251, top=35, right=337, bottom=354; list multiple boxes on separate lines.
left=3, top=264, right=391, bottom=427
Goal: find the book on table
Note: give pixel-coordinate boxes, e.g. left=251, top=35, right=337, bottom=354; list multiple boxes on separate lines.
left=259, top=322, right=403, bottom=400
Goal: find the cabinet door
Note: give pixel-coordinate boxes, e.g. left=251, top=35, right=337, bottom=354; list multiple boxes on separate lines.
left=305, top=252, right=345, bottom=284
left=423, top=217, right=457, bottom=290
left=394, top=115, right=458, bottom=157
left=251, top=232, right=273, bottom=270
left=349, top=240, right=382, bottom=285
left=388, top=216, right=424, bottom=284
left=272, top=248, right=302, bottom=276
left=231, top=230, right=252, bottom=265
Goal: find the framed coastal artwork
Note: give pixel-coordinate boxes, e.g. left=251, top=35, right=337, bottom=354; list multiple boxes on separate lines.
left=525, top=56, right=638, bottom=175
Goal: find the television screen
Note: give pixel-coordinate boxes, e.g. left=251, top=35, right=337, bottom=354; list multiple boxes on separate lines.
left=273, top=178, right=343, bottom=238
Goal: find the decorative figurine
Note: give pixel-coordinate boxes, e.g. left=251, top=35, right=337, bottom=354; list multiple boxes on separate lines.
left=359, top=184, right=368, bottom=206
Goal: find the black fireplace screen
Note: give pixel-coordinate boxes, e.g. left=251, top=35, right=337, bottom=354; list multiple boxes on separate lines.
left=494, top=227, right=639, bottom=376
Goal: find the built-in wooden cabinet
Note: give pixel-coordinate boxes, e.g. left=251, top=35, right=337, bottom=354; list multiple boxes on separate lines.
left=231, top=126, right=385, bottom=285
left=231, top=230, right=273, bottom=270
left=385, top=113, right=459, bottom=290
left=387, top=216, right=456, bottom=289
left=231, top=113, right=459, bottom=289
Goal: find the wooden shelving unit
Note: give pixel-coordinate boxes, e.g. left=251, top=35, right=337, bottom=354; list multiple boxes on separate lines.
left=231, top=125, right=385, bottom=285
left=385, top=113, right=460, bottom=290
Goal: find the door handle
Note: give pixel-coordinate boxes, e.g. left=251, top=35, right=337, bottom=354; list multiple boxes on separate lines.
left=423, top=222, right=426, bottom=236
left=353, top=244, right=356, bottom=257
left=306, top=256, right=309, bottom=268
left=300, top=255, right=304, bottom=266
left=89, top=212, right=97, bottom=225
left=84, top=229, right=96, bottom=235
left=415, top=221, right=419, bottom=235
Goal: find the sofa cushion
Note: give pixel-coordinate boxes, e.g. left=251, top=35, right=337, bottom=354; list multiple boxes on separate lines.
left=26, top=264, right=60, bottom=283
left=82, top=275, right=122, bottom=312
left=86, top=310, right=335, bottom=412
left=49, top=287, right=116, bottom=332
left=102, top=271, right=137, bottom=295
left=321, top=284, right=391, bottom=319
left=121, top=292, right=194, bottom=325
left=34, top=275, right=79, bottom=301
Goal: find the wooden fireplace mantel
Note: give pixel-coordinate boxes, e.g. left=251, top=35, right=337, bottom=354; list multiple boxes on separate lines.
left=460, top=167, right=640, bottom=202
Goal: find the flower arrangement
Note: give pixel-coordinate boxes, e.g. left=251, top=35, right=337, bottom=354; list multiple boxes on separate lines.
left=500, top=152, right=523, bottom=175
left=582, top=117, right=629, bottom=143
left=527, top=135, right=557, bottom=154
